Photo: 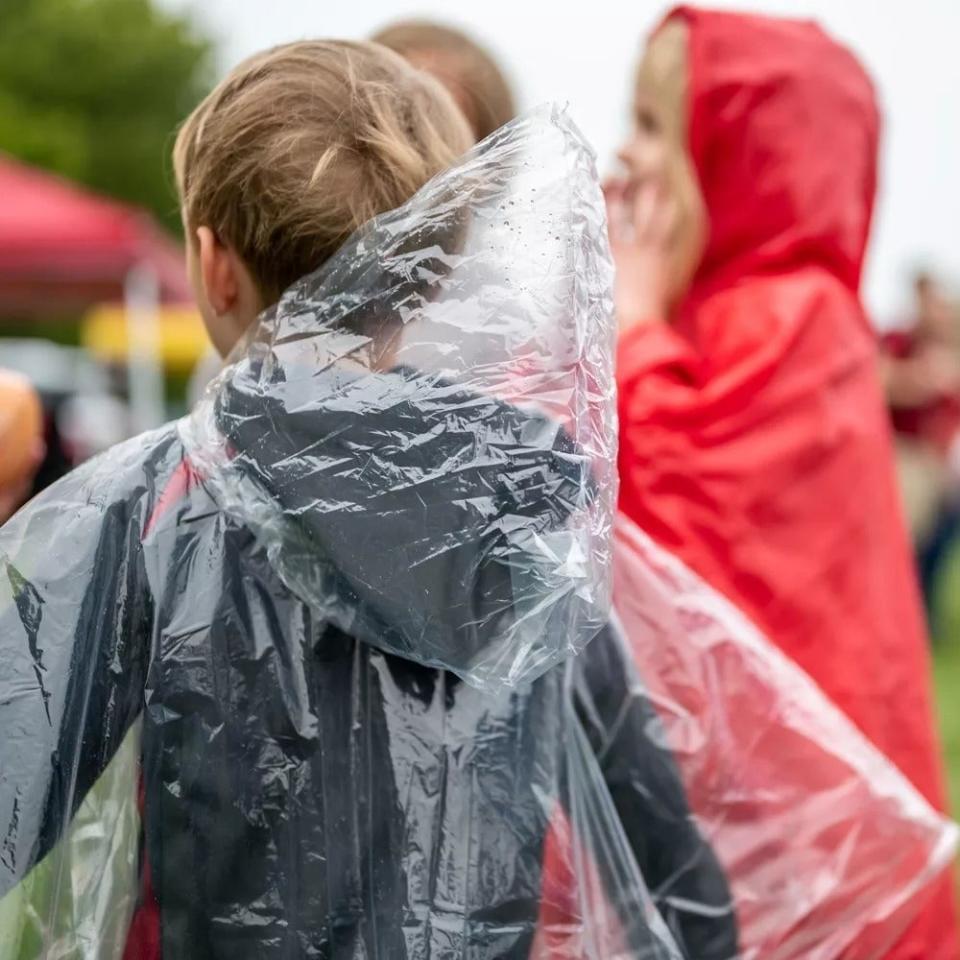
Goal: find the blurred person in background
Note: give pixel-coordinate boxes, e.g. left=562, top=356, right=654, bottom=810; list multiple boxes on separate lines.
left=0, top=369, right=43, bottom=523
left=606, top=6, right=957, bottom=957
left=882, top=270, right=960, bottom=617
left=186, top=344, right=223, bottom=406
left=0, top=341, right=132, bottom=497
left=372, top=19, right=516, bottom=141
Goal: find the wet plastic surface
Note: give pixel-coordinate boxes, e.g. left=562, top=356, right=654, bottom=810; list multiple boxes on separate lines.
left=614, top=516, right=958, bottom=959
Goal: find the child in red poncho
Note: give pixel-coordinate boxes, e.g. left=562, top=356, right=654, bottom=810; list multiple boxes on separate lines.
left=607, top=8, right=957, bottom=958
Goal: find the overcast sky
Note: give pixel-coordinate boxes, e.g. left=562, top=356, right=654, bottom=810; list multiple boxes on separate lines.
left=158, top=0, right=959, bottom=323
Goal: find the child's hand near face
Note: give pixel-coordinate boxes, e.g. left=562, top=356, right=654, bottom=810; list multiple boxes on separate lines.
left=605, top=177, right=676, bottom=330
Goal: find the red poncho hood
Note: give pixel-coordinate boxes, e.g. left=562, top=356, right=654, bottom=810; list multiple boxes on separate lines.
left=666, top=5, right=879, bottom=299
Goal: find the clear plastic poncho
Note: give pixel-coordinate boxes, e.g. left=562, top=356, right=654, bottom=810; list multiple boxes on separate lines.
left=0, top=107, right=954, bottom=960
left=0, top=107, right=693, bottom=960
left=613, top=518, right=958, bottom=959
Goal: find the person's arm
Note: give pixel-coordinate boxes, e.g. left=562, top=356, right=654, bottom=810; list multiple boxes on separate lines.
left=0, top=440, right=156, bottom=899
left=880, top=346, right=960, bottom=410
left=571, top=622, right=739, bottom=960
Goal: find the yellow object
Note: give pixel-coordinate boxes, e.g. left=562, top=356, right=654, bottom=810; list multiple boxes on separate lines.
left=83, top=303, right=210, bottom=374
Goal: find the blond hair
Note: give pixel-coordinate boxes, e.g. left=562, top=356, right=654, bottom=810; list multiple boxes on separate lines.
left=372, top=21, right=515, bottom=143
left=173, top=40, right=472, bottom=304
left=637, top=20, right=707, bottom=306
left=638, top=20, right=689, bottom=145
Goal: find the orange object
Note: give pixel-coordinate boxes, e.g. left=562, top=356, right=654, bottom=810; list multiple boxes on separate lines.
left=0, top=369, right=43, bottom=489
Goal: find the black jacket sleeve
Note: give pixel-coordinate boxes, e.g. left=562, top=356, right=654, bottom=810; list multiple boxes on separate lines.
left=572, top=622, right=740, bottom=960
left=0, top=436, right=160, bottom=897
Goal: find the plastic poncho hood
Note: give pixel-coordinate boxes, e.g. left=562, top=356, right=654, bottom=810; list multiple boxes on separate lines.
left=183, top=104, right=616, bottom=692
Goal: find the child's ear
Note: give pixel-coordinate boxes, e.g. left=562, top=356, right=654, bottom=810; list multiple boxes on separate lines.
left=196, top=226, right=239, bottom=317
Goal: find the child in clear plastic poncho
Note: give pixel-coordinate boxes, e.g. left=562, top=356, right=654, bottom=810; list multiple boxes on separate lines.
left=0, top=40, right=744, bottom=960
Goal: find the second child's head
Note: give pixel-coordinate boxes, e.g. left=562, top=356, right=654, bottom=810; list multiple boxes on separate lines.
left=372, top=21, right=516, bottom=144
left=174, top=40, right=472, bottom=357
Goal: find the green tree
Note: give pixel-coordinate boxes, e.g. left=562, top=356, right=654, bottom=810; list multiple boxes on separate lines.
left=0, top=0, right=213, bottom=230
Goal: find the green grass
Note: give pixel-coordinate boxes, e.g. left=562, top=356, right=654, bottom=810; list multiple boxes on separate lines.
left=933, top=542, right=960, bottom=815
left=934, top=640, right=960, bottom=813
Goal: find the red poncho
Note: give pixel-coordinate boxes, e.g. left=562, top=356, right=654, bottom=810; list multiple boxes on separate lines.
left=616, top=8, right=957, bottom=957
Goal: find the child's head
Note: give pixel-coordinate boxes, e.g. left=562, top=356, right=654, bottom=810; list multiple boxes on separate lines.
left=371, top=21, right=515, bottom=143
left=174, top=40, right=472, bottom=357
left=912, top=271, right=957, bottom=342
left=617, top=19, right=707, bottom=309
left=623, top=9, right=879, bottom=296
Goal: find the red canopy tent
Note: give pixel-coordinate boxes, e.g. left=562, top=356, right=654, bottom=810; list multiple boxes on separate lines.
left=0, top=154, right=191, bottom=314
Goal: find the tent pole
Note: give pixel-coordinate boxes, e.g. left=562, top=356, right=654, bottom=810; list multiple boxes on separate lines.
left=124, top=263, right=165, bottom=433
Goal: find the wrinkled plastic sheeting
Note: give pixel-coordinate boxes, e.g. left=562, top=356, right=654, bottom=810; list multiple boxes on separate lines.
left=183, top=103, right=616, bottom=694
left=0, top=108, right=700, bottom=959
left=0, top=724, right=141, bottom=960
left=613, top=515, right=959, bottom=960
